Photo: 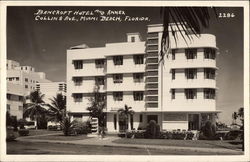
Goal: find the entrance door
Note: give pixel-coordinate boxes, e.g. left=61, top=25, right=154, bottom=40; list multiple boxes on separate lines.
left=147, top=115, right=158, bottom=124
left=188, top=114, right=199, bottom=130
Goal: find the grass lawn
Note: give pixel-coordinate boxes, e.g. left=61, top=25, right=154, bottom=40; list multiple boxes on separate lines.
left=27, top=129, right=62, bottom=136
left=27, top=134, right=91, bottom=141
left=113, top=138, right=243, bottom=150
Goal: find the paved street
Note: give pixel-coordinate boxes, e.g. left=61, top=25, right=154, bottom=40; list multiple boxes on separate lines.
left=7, top=141, right=236, bottom=155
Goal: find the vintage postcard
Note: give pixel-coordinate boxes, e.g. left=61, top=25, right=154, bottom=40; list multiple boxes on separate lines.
left=0, top=1, right=249, bottom=162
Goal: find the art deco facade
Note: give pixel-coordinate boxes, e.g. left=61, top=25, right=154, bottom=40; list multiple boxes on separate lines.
left=66, top=24, right=220, bottom=132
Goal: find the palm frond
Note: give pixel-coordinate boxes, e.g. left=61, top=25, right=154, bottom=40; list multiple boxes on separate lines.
left=160, top=7, right=216, bottom=62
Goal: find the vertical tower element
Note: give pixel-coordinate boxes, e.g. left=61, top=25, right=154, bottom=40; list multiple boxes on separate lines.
left=145, top=24, right=163, bottom=110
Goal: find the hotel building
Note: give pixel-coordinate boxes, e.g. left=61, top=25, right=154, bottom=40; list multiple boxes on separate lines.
left=66, top=24, right=220, bottom=132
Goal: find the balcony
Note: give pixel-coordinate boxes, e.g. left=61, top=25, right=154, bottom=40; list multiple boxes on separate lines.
left=146, top=45, right=158, bottom=51
left=145, top=77, right=158, bottom=83
left=146, top=52, right=159, bottom=58
left=147, top=32, right=158, bottom=38
left=145, top=90, right=158, bottom=95
left=145, top=71, right=158, bottom=77
left=145, top=83, right=158, bottom=89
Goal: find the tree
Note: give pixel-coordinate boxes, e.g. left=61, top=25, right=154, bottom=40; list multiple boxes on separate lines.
left=160, top=7, right=216, bottom=61
left=23, top=90, right=47, bottom=129
left=237, top=107, right=244, bottom=151
left=47, top=93, right=66, bottom=123
left=87, top=86, right=106, bottom=128
left=232, top=112, right=238, bottom=125
left=117, top=104, right=134, bottom=133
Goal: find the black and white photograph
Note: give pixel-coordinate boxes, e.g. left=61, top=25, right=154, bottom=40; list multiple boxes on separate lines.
left=0, top=1, right=249, bottom=162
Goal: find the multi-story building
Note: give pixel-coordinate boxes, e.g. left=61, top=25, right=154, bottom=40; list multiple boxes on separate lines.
left=67, top=24, right=220, bottom=132
left=6, top=60, right=51, bottom=119
left=7, top=60, right=51, bottom=96
left=7, top=82, right=24, bottom=120
left=36, top=82, right=67, bottom=104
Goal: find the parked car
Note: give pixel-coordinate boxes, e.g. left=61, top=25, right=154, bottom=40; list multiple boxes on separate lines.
left=24, top=121, right=36, bottom=129
left=6, top=126, right=17, bottom=141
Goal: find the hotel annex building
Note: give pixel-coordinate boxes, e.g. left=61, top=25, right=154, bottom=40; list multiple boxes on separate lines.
left=67, top=24, right=220, bottom=132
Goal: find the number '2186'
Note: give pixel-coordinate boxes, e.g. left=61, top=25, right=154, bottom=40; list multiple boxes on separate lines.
left=218, top=13, right=235, bottom=18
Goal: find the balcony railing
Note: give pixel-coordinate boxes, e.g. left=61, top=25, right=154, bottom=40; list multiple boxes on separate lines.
left=147, top=45, right=158, bottom=51
left=146, top=96, right=158, bottom=101
left=146, top=102, right=158, bottom=108
left=145, top=71, right=158, bottom=76
left=145, top=90, right=158, bottom=95
left=146, top=83, right=158, bottom=89
left=147, top=32, right=158, bottom=38
left=145, top=77, right=158, bottom=82
left=146, top=58, right=158, bottom=64
left=147, top=39, right=158, bottom=45
left=146, top=64, right=158, bottom=71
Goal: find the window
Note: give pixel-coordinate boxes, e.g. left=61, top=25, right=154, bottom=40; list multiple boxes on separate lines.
left=113, top=56, right=123, bottom=65
left=172, top=49, right=176, bottom=60
left=30, top=79, right=32, bottom=83
left=113, top=74, right=123, bottom=83
left=16, top=77, right=19, bottom=81
left=73, top=77, right=82, bottom=86
left=7, top=104, right=10, bottom=111
left=130, top=115, right=134, bottom=130
left=7, top=94, right=11, bottom=100
left=9, top=78, right=13, bottom=81
left=185, top=69, right=197, bottom=79
left=133, top=73, right=144, bottom=83
left=95, top=93, right=106, bottom=102
left=25, top=85, right=28, bottom=89
left=133, top=91, right=144, bottom=101
left=113, top=92, right=123, bottom=101
left=18, top=96, right=23, bottom=101
left=95, top=59, right=105, bottom=68
left=19, top=106, right=23, bottom=111
left=139, top=114, right=143, bottom=122
left=171, top=89, right=175, bottom=99
left=95, top=77, right=105, bottom=86
left=204, top=68, right=216, bottom=79
left=185, top=49, right=197, bottom=59
left=133, top=55, right=144, bottom=64
left=185, top=89, right=197, bottom=99
left=25, top=78, right=28, bottom=82
left=131, top=36, right=135, bottom=42
left=114, top=114, right=117, bottom=130
left=172, top=69, right=175, bottom=80
left=204, top=48, right=216, bottom=59
left=73, top=93, right=83, bottom=102
left=73, top=114, right=82, bottom=121
left=204, top=88, right=215, bottom=99
left=73, top=60, right=83, bottom=69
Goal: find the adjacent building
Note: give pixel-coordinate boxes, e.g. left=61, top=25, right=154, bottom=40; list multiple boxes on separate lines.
left=66, top=24, right=220, bottom=132
left=6, top=60, right=51, bottom=119
left=36, top=82, right=67, bottom=104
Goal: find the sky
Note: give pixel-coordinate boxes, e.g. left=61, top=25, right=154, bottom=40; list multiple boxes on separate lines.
left=7, top=6, right=244, bottom=125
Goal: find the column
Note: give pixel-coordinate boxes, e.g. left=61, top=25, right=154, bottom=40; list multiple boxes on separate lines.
left=116, top=113, right=119, bottom=132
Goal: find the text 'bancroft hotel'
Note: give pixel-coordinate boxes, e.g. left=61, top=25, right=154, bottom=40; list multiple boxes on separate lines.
left=66, top=24, right=220, bottom=133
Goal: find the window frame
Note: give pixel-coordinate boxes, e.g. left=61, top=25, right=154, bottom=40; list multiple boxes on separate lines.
left=113, top=74, right=123, bottom=84
left=113, top=56, right=123, bottom=65
left=185, top=68, right=197, bottom=79
left=133, top=73, right=144, bottom=83
left=185, top=89, right=197, bottom=99
left=204, top=88, right=216, bottom=99
left=73, top=93, right=83, bottom=102
left=73, top=60, right=83, bottom=69
left=73, top=77, right=83, bottom=86
left=185, top=48, right=197, bottom=59
left=95, top=59, right=105, bottom=68
left=113, top=92, right=123, bottom=101
left=133, top=91, right=144, bottom=101
left=133, top=55, right=144, bottom=64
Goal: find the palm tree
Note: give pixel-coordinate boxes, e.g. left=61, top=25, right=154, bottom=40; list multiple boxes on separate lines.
left=47, top=93, right=66, bottom=123
left=23, top=90, right=47, bottom=129
left=117, top=105, right=134, bottom=133
left=160, top=7, right=216, bottom=61
left=87, top=86, right=106, bottom=127
left=232, top=112, right=238, bottom=125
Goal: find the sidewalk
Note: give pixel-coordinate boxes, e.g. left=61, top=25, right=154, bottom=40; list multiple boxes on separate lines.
left=17, top=135, right=243, bottom=155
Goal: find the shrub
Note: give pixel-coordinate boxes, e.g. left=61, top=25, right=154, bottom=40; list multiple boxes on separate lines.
left=145, top=120, right=160, bottom=139
left=61, top=117, right=76, bottom=136
left=48, top=125, right=60, bottom=131
left=201, top=121, right=217, bottom=140
left=18, top=129, right=29, bottom=136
